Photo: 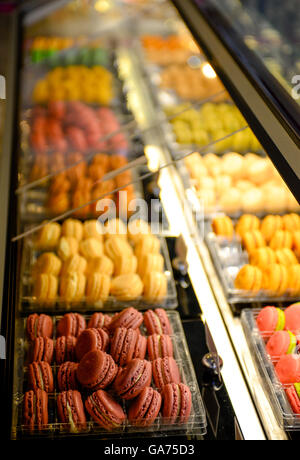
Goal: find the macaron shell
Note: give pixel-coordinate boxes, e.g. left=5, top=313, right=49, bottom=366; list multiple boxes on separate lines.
left=155, top=309, right=172, bottom=335
left=57, top=313, right=86, bottom=337
left=285, top=303, right=300, bottom=335
left=275, top=355, right=300, bottom=384
left=88, top=313, right=112, bottom=332
left=75, top=328, right=109, bottom=361
left=133, top=334, right=147, bottom=360
left=85, top=390, right=126, bottom=431
left=286, top=385, right=300, bottom=414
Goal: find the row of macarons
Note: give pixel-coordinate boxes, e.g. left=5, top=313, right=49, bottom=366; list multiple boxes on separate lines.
left=256, top=303, right=300, bottom=415
left=26, top=310, right=175, bottom=366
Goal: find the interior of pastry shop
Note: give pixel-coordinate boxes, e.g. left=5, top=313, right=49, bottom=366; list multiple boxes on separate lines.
left=0, top=0, right=300, bottom=444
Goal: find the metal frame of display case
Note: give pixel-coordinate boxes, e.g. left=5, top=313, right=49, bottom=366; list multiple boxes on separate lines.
left=171, top=0, right=300, bottom=203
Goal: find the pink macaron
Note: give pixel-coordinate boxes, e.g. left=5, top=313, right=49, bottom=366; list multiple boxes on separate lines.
left=266, top=330, right=297, bottom=360
left=275, top=354, right=300, bottom=385
left=152, top=357, right=181, bottom=391
left=285, top=303, right=300, bottom=336
left=256, top=306, right=285, bottom=339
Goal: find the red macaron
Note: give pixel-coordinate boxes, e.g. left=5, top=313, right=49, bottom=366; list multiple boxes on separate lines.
left=128, top=387, right=162, bottom=427
left=110, top=328, right=146, bottom=366
left=57, top=390, right=87, bottom=433
left=57, top=313, right=86, bottom=338
left=114, top=359, right=152, bottom=400
left=108, top=307, right=143, bottom=334
left=30, top=337, right=54, bottom=364
left=55, top=336, right=77, bottom=365
left=152, top=357, right=181, bottom=391
left=162, top=383, right=192, bottom=424
left=23, top=389, right=48, bottom=431
left=144, top=309, right=172, bottom=336
left=147, top=335, right=174, bottom=361
left=75, top=328, right=109, bottom=361
left=77, top=350, right=118, bottom=391
left=28, top=361, right=54, bottom=393
left=88, top=313, right=112, bottom=333
left=57, top=362, right=79, bottom=391
left=85, top=390, right=126, bottom=431
left=26, top=314, right=53, bottom=342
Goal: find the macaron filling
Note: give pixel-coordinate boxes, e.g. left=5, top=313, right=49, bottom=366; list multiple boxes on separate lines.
left=276, top=309, right=286, bottom=331
left=287, top=331, right=297, bottom=355
left=294, top=383, right=300, bottom=398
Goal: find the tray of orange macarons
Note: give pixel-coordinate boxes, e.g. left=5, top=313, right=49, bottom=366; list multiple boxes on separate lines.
left=20, top=217, right=178, bottom=312
left=206, top=213, right=300, bottom=306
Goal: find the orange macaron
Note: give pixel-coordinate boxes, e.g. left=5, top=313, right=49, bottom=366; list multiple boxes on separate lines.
left=262, top=264, right=289, bottom=296
left=260, top=215, right=283, bottom=243
left=249, top=247, right=277, bottom=270
left=269, top=230, right=293, bottom=250
left=212, top=216, right=234, bottom=239
left=234, top=264, right=263, bottom=292
left=242, top=230, right=266, bottom=254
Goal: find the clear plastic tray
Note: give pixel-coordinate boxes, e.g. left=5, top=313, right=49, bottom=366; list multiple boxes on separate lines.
left=241, top=308, right=300, bottom=431
left=11, top=310, right=207, bottom=439
left=20, top=235, right=178, bottom=312
left=205, top=226, right=300, bottom=305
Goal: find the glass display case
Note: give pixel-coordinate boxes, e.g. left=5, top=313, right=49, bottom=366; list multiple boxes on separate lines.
left=1, top=0, right=299, bottom=443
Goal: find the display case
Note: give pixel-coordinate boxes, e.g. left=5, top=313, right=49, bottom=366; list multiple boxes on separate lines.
left=1, top=0, right=300, bottom=443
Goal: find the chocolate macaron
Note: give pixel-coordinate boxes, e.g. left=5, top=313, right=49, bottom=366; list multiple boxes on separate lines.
left=57, top=362, right=79, bottom=391
left=28, top=361, right=54, bottom=393
left=23, top=389, right=48, bottom=431
left=77, top=350, right=118, bottom=391
left=85, top=390, right=126, bottom=431
left=26, top=314, right=53, bottom=342
left=108, top=307, right=143, bottom=335
left=152, top=357, right=181, bottom=391
left=114, top=359, right=152, bottom=400
left=57, top=313, right=86, bottom=338
left=162, top=383, right=192, bottom=424
left=55, top=336, right=77, bottom=365
left=144, top=309, right=172, bottom=336
left=110, top=328, right=146, bottom=366
left=75, top=328, right=109, bottom=361
left=30, top=337, right=54, bottom=364
left=57, top=390, right=87, bottom=433
left=128, top=387, right=162, bottom=427
left=147, top=335, right=173, bottom=361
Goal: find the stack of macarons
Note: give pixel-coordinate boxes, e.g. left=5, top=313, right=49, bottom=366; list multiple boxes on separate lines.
left=255, top=304, right=300, bottom=415
left=30, top=218, right=168, bottom=306
left=23, top=307, right=193, bottom=433
left=212, top=213, right=300, bottom=297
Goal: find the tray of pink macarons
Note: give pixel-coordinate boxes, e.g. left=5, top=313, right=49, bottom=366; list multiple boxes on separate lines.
left=241, top=302, right=300, bottom=430
left=12, top=307, right=207, bottom=439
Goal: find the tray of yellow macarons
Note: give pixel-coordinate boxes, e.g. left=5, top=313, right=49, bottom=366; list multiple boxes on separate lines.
left=176, top=151, right=300, bottom=221
left=19, top=218, right=178, bottom=312
left=206, top=213, right=300, bottom=306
